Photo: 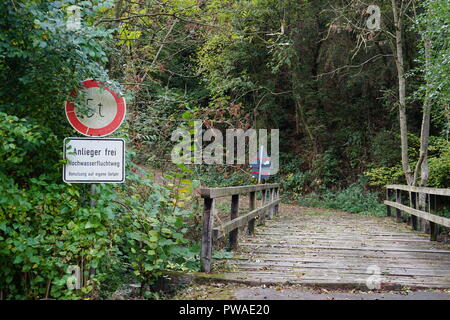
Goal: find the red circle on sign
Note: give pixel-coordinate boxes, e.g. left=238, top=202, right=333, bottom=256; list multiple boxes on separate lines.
left=65, top=80, right=126, bottom=137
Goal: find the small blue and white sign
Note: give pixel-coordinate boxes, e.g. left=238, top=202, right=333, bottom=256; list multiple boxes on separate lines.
left=250, top=145, right=273, bottom=183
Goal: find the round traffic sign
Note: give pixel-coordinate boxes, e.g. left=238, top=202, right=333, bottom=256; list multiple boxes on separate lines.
left=65, top=80, right=126, bottom=137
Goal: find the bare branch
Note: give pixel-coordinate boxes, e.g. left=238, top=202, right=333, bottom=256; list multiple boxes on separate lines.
left=315, top=54, right=393, bottom=78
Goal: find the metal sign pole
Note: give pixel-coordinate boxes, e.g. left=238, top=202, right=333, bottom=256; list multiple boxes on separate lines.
left=258, top=146, right=263, bottom=184
left=90, top=184, right=96, bottom=208
left=89, top=183, right=97, bottom=279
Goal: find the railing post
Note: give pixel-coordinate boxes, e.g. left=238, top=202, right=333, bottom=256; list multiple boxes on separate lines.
left=267, top=188, right=274, bottom=220
left=229, top=194, right=240, bottom=250
left=429, top=194, right=439, bottom=241
left=384, top=184, right=449, bottom=244
left=259, top=189, right=266, bottom=225
left=396, top=189, right=402, bottom=222
left=386, top=188, right=391, bottom=217
left=200, top=197, right=215, bottom=273
left=248, top=191, right=256, bottom=235
left=411, top=192, right=418, bottom=230
left=416, top=193, right=427, bottom=232
left=274, top=187, right=279, bottom=215
left=422, top=193, right=430, bottom=233
left=272, top=188, right=276, bottom=217
left=200, top=184, right=281, bottom=272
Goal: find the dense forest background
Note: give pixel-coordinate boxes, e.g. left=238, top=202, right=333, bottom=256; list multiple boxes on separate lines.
left=109, top=0, right=449, bottom=191
left=0, top=0, right=448, bottom=299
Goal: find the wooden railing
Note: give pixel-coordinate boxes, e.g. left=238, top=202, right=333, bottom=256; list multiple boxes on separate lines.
left=384, top=185, right=450, bottom=241
left=199, top=183, right=280, bottom=273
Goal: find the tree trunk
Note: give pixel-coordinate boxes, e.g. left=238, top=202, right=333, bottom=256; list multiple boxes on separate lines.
left=416, top=99, right=431, bottom=233
left=290, top=16, right=318, bottom=158
left=115, top=0, right=124, bottom=19
left=414, top=37, right=432, bottom=188
left=391, top=0, right=413, bottom=185
left=415, top=37, right=433, bottom=232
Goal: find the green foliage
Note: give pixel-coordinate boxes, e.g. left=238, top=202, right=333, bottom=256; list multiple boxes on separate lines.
left=0, top=163, right=201, bottom=299
left=193, top=165, right=253, bottom=188
left=0, top=112, right=58, bottom=179
left=0, top=0, right=200, bottom=300
left=428, top=147, right=450, bottom=188
left=0, top=0, right=114, bottom=123
left=120, top=0, right=446, bottom=196
left=282, top=172, right=312, bottom=194
left=370, top=131, right=401, bottom=167
left=311, top=148, right=341, bottom=190
left=0, top=0, right=118, bottom=299
left=414, top=0, right=450, bottom=136
left=297, top=184, right=386, bottom=216
left=2, top=0, right=449, bottom=300
left=111, top=169, right=201, bottom=294
left=363, top=166, right=405, bottom=188
left=0, top=171, right=119, bottom=299
left=365, top=136, right=449, bottom=189
left=213, top=250, right=234, bottom=260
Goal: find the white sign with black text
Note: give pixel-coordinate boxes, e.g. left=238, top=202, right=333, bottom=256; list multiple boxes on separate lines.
left=63, top=138, right=125, bottom=183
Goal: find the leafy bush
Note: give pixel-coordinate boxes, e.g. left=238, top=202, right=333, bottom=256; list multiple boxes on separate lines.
left=364, top=136, right=449, bottom=189
left=370, top=131, right=401, bottom=167
left=0, top=163, right=201, bottom=299
left=0, top=1, right=200, bottom=300
left=428, top=147, right=450, bottom=188
left=282, top=172, right=313, bottom=194
left=363, top=165, right=405, bottom=188
left=116, top=170, right=201, bottom=297
left=311, top=148, right=341, bottom=190
left=297, top=184, right=386, bottom=216
left=193, top=164, right=253, bottom=187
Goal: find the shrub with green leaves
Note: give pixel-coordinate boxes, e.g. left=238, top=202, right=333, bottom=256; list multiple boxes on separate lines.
left=0, top=0, right=200, bottom=300
left=363, top=165, right=405, bottom=188
left=364, top=136, right=449, bottom=189
left=297, top=184, right=386, bottom=216
left=115, top=170, right=201, bottom=297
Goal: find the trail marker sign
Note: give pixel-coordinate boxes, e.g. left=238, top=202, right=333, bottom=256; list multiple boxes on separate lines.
left=250, top=145, right=272, bottom=183
left=65, top=80, right=126, bottom=137
left=63, top=137, right=125, bottom=183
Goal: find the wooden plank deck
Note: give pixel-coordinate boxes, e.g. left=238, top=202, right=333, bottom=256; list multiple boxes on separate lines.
left=211, top=206, right=450, bottom=289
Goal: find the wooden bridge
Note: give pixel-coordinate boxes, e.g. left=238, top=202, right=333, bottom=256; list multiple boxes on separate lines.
left=199, top=184, right=450, bottom=289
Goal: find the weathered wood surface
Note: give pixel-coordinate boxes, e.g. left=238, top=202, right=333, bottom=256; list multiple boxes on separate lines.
left=210, top=207, right=450, bottom=289
left=387, top=184, right=450, bottom=196
left=384, top=200, right=450, bottom=228
left=201, top=184, right=280, bottom=272
left=228, top=194, right=240, bottom=250
left=212, top=199, right=281, bottom=241
left=200, top=198, right=214, bottom=272
left=199, top=184, right=280, bottom=199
